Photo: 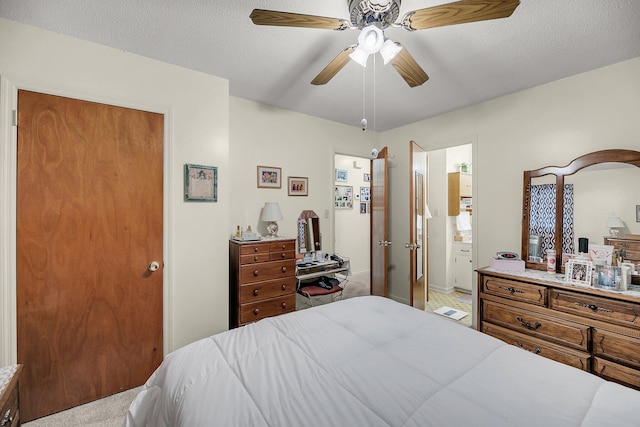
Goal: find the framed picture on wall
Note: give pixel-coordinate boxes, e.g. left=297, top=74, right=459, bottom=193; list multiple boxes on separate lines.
left=334, top=185, right=353, bottom=209
left=360, top=187, right=370, bottom=202
left=184, top=163, right=217, bottom=202
left=364, top=173, right=371, bottom=182
left=360, top=202, right=369, bottom=214
left=335, top=169, right=348, bottom=183
left=257, top=165, right=282, bottom=188
left=288, top=176, right=308, bottom=196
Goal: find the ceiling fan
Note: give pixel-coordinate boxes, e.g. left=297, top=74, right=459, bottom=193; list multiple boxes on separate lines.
left=250, top=0, right=520, bottom=87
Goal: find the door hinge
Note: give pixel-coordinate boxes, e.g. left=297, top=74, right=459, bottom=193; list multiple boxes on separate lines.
left=12, top=110, right=17, bottom=127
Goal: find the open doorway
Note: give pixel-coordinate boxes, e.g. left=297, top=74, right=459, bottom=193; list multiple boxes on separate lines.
left=423, top=143, right=473, bottom=327
left=333, top=153, right=371, bottom=294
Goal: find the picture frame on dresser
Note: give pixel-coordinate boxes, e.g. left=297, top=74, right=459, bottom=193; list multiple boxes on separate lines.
left=565, top=258, right=592, bottom=285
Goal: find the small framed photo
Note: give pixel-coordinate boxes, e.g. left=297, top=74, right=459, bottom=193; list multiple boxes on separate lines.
left=184, top=164, right=217, bottom=202
left=636, top=205, right=640, bottom=222
left=360, top=187, right=370, bottom=202
left=334, top=185, right=353, bottom=209
left=595, top=265, right=622, bottom=290
left=335, top=169, right=348, bottom=183
left=360, top=202, right=369, bottom=214
left=257, top=165, right=282, bottom=189
left=288, top=176, right=308, bottom=196
left=565, top=259, right=593, bottom=285
left=364, top=173, right=371, bottom=182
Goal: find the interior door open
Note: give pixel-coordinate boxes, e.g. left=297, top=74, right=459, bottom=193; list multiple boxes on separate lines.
left=16, top=90, right=164, bottom=421
left=370, top=147, right=389, bottom=297
left=409, top=141, right=428, bottom=308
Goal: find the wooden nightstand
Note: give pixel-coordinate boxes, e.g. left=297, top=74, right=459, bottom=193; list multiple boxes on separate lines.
left=0, top=365, right=22, bottom=427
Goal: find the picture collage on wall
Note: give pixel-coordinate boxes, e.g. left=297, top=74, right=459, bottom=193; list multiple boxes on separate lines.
left=334, top=168, right=370, bottom=213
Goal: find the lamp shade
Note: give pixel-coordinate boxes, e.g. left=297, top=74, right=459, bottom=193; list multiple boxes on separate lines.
left=606, top=216, right=625, bottom=228
left=260, top=202, right=283, bottom=222
left=380, top=39, right=402, bottom=64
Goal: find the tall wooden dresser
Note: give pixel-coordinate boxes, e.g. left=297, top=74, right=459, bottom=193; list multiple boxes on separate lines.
left=478, top=267, right=640, bottom=389
left=229, top=238, right=296, bottom=328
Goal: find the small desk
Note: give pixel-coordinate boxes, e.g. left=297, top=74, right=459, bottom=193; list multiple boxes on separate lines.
left=0, top=365, right=22, bottom=427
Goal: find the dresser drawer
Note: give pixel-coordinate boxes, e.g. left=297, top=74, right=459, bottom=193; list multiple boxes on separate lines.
left=239, top=277, right=296, bottom=304
left=592, top=328, right=640, bottom=367
left=550, top=289, right=640, bottom=328
left=269, top=241, right=295, bottom=253
left=270, top=250, right=296, bottom=261
left=240, top=294, right=296, bottom=325
left=482, top=323, right=590, bottom=371
left=240, top=260, right=295, bottom=283
left=593, top=357, right=640, bottom=389
left=240, top=244, right=270, bottom=256
left=482, top=276, right=546, bottom=306
left=241, top=252, right=271, bottom=265
left=482, top=300, right=589, bottom=351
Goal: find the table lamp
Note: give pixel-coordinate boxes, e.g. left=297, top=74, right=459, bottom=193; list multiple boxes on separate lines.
left=261, top=202, right=283, bottom=238
left=606, top=216, right=625, bottom=237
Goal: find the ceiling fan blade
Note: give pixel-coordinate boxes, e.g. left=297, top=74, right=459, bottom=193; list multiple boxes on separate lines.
left=311, top=46, right=357, bottom=86
left=250, top=9, right=350, bottom=31
left=390, top=47, right=429, bottom=88
left=401, top=0, right=520, bottom=31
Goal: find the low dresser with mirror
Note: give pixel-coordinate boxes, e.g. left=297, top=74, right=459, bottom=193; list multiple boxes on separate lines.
left=478, top=149, right=640, bottom=390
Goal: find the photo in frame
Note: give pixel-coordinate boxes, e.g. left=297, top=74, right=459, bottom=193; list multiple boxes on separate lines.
left=363, top=173, right=371, bottom=182
left=595, top=265, right=622, bottom=290
left=257, top=165, right=282, bottom=189
left=565, top=258, right=593, bottom=285
left=288, top=176, right=308, bottom=196
left=335, top=169, right=348, bottom=183
left=360, top=202, right=369, bottom=214
left=360, top=187, right=370, bottom=202
left=184, top=164, right=217, bottom=202
left=334, top=185, right=353, bottom=209
left=637, top=205, right=640, bottom=222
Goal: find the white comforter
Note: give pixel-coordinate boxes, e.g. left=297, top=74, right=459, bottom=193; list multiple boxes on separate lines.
left=125, top=296, right=640, bottom=426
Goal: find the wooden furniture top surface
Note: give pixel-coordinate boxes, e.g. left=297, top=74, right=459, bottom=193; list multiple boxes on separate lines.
left=0, top=364, right=22, bottom=405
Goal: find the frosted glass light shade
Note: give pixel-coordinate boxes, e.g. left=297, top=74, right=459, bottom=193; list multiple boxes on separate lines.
left=380, top=39, right=402, bottom=64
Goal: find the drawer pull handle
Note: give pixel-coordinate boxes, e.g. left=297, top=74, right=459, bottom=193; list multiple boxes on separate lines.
left=516, top=341, right=541, bottom=355
left=253, top=289, right=259, bottom=296
left=253, top=270, right=259, bottom=277
left=499, top=286, right=524, bottom=294
left=574, top=302, right=613, bottom=313
left=253, top=247, right=259, bottom=252
left=281, top=266, right=287, bottom=273
left=253, top=308, right=260, bottom=316
left=1, top=410, right=13, bottom=427
left=516, top=317, right=542, bottom=330
left=280, top=253, right=286, bottom=258
left=281, top=284, right=286, bottom=291
left=281, top=244, right=286, bottom=250
left=281, top=302, right=287, bottom=309
left=254, top=256, right=259, bottom=261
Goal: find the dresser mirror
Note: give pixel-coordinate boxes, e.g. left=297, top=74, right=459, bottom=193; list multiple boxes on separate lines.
left=522, top=149, right=640, bottom=271
left=298, top=210, right=321, bottom=253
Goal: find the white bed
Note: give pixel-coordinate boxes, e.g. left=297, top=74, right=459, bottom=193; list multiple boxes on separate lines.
left=125, top=296, right=640, bottom=426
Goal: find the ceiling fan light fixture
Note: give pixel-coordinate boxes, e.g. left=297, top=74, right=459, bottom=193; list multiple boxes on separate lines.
left=380, top=39, right=402, bottom=64
left=349, top=46, right=370, bottom=67
left=358, top=25, right=384, bottom=54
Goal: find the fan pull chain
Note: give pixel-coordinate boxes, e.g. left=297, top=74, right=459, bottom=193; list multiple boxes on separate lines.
left=373, top=54, right=376, bottom=133
left=361, top=65, right=367, bottom=131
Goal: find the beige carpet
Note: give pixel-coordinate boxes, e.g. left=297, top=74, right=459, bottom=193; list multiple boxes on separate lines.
left=23, top=273, right=471, bottom=425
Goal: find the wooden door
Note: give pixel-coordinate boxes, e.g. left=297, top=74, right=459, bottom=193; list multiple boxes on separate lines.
left=370, top=147, right=389, bottom=297
left=16, top=91, right=163, bottom=421
left=410, top=141, right=427, bottom=309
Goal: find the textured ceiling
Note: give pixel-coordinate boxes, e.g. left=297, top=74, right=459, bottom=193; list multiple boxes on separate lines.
left=1, top=1, right=639, bottom=132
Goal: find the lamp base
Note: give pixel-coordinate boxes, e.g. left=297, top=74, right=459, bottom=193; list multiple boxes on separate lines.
left=266, top=221, right=279, bottom=238
left=609, top=228, right=620, bottom=237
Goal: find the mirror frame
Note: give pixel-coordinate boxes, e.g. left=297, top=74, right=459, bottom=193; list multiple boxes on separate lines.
left=522, top=149, right=640, bottom=272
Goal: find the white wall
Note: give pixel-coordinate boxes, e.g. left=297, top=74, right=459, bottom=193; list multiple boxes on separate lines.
left=0, top=18, right=230, bottom=362
left=381, top=57, right=640, bottom=322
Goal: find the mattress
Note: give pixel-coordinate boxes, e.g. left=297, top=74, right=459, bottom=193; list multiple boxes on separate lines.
left=125, top=296, right=640, bottom=426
